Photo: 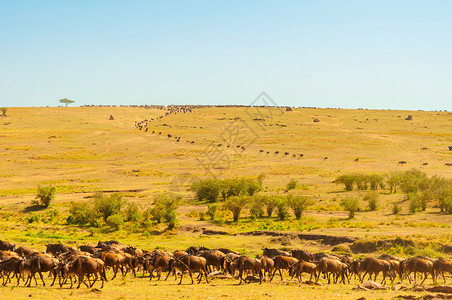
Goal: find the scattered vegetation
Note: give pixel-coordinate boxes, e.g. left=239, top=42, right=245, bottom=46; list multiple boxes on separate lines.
left=34, top=186, right=56, bottom=208
left=363, top=191, right=379, bottom=211
left=340, top=198, right=360, bottom=219
left=286, top=179, right=297, bottom=190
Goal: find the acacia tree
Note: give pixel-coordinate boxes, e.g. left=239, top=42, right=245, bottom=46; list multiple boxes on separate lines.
left=0, top=107, right=7, bottom=116
left=59, top=98, right=75, bottom=107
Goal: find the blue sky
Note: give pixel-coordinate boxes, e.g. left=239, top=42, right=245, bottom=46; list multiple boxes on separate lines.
left=0, top=0, right=451, bottom=110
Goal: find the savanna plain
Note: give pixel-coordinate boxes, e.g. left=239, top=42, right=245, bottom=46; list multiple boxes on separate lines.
left=0, top=106, right=451, bottom=299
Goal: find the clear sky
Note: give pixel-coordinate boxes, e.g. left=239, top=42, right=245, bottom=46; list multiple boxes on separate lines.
left=1, top=0, right=451, bottom=110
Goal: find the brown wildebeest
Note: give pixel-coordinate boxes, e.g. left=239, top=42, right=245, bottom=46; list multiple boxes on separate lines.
left=262, top=248, right=290, bottom=259
left=349, top=260, right=365, bottom=282
left=18, top=254, right=58, bottom=287
left=124, top=246, right=143, bottom=258
left=14, top=246, right=38, bottom=257
left=270, top=255, right=298, bottom=281
left=173, top=250, right=188, bottom=258
left=316, top=257, right=348, bottom=284
left=97, top=252, right=125, bottom=280
left=433, top=258, right=452, bottom=284
left=0, top=257, right=22, bottom=285
left=400, top=257, right=434, bottom=284
left=197, top=250, right=226, bottom=273
left=259, top=255, right=274, bottom=282
left=290, top=260, right=317, bottom=282
left=291, top=249, right=313, bottom=262
left=122, top=252, right=138, bottom=277
left=229, top=256, right=262, bottom=284
left=217, top=248, right=240, bottom=255
left=148, top=252, right=172, bottom=280
left=360, top=257, right=391, bottom=285
left=185, top=246, right=200, bottom=255
left=70, top=256, right=106, bottom=288
left=0, top=250, right=20, bottom=260
left=0, top=240, right=15, bottom=251
left=166, top=255, right=209, bottom=285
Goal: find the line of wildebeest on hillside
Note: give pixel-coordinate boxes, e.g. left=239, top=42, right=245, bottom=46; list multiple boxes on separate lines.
left=0, top=239, right=451, bottom=289
left=133, top=106, right=452, bottom=166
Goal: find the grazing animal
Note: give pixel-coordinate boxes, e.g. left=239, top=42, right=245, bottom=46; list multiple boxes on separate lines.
left=291, top=249, right=313, bottom=262
left=291, top=260, right=317, bottom=282
left=398, top=161, right=407, bottom=165
left=0, top=240, right=15, bottom=251
left=262, top=248, right=290, bottom=259
left=270, top=255, right=298, bottom=281
left=166, top=255, right=209, bottom=285
left=316, top=257, right=348, bottom=284
left=433, top=258, right=452, bottom=284
left=360, top=257, right=391, bottom=285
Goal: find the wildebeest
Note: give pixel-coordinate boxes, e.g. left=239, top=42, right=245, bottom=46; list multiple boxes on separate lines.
left=0, top=240, right=15, bottom=251
left=19, top=254, right=58, bottom=287
left=398, top=161, right=407, bottom=165
left=69, top=256, right=106, bottom=288
left=360, top=257, right=391, bottom=285
left=290, top=260, right=317, bottom=282
left=291, top=249, right=313, bottom=262
left=400, top=257, right=434, bottom=284
left=262, top=248, right=290, bottom=259
left=14, top=246, right=38, bottom=257
left=270, top=255, right=298, bottom=281
left=0, top=257, right=23, bottom=285
left=46, top=243, right=77, bottom=257
left=316, top=257, right=348, bottom=284
left=197, top=250, right=226, bottom=273
left=166, top=255, right=209, bottom=285
left=235, top=256, right=263, bottom=284
left=433, top=258, right=452, bottom=284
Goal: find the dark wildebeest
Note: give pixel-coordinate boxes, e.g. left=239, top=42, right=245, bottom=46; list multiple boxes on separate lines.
left=19, top=254, right=58, bottom=287
left=291, top=249, right=313, bottom=262
left=0, top=240, right=15, bottom=251
left=259, top=255, right=274, bottom=282
left=270, top=255, right=298, bottom=281
left=235, top=256, right=263, bottom=284
left=0, top=257, right=22, bottom=285
left=97, top=252, right=125, bottom=280
left=197, top=250, right=226, bottom=273
left=79, top=245, right=96, bottom=254
left=46, top=243, right=77, bottom=256
left=14, top=246, right=38, bottom=257
left=398, top=161, right=407, bottom=165
left=262, top=248, right=290, bottom=259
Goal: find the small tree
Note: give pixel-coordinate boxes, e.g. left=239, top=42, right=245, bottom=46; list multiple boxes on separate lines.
left=387, top=172, right=402, bottom=194
left=363, top=191, right=380, bottom=211
left=222, top=196, right=248, bottom=222
left=261, top=195, right=278, bottom=217
left=249, top=197, right=264, bottom=219
left=340, top=197, right=360, bottom=219
left=286, top=179, right=297, bottom=191
left=190, top=178, right=222, bottom=202
left=275, top=196, right=289, bottom=221
left=287, top=195, right=311, bottom=219
left=34, top=186, right=56, bottom=208
left=392, top=201, right=402, bottom=215
left=93, top=192, right=123, bottom=221
left=59, top=98, right=75, bottom=107
left=334, top=175, right=355, bottom=191
left=0, top=107, right=7, bottom=117
left=150, top=194, right=180, bottom=228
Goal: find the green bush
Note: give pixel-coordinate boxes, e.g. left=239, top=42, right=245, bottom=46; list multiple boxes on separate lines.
left=0, top=107, right=7, bottom=117
left=368, top=174, right=385, bottom=190
left=125, top=202, right=142, bottom=222
left=106, top=214, right=124, bottom=231
left=249, top=197, right=264, bottom=219
left=206, top=204, right=217, bottom=220
left=150, top=194, right=181, bottom=228
left=340, top=198, right=360, bottom=219
left=261, top=195, right=278, bottom=217
left=34, top=186, right=56, bottom=208
left=190, top=178, right=223, bottom=202
left=387, top=172, right=402, bottom=194
left=275, top=196, right=289, bottom=221
left=287, top=195, right=311, bottom=219
left=392, top=201, right=402, bottom=215
left=286, top=179, right=297, bottom=191
left=94, top=192, right=123, bottom=221
left=222, top=196, right=248, bottom=222
left=67, top=201, right=99, bottom=226
left=408, top=193, right=420, bottom=214
left=334, top=175, right=356, bottom=191
left=28, top=213, right=40, bottom=223
left=363, top=191, right=380, bottom=211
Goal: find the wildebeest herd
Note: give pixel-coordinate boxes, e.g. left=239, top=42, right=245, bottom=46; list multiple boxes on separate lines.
left=1, top=240, right=451, bottom=289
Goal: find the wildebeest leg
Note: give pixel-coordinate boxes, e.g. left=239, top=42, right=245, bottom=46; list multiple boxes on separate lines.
left=38, top=271, right=45, bottom=286
left=420, top=272, right=427, bottom=285
left=90, top=273, right=98, bottom=288
left=111, top=265, right=118, bottom=280
left=178, top=269, right=184, bottom=285
left=50, top=269, right=57, bottom=286
left=77, top=273, right=84, bottom=289
left=204, top=268, right=210, bottom=284
left=278, top=268, right=283, bottom=281
left=269, top=269, right=277, bottom=282
left=360, top=271, right=368, bottom=283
